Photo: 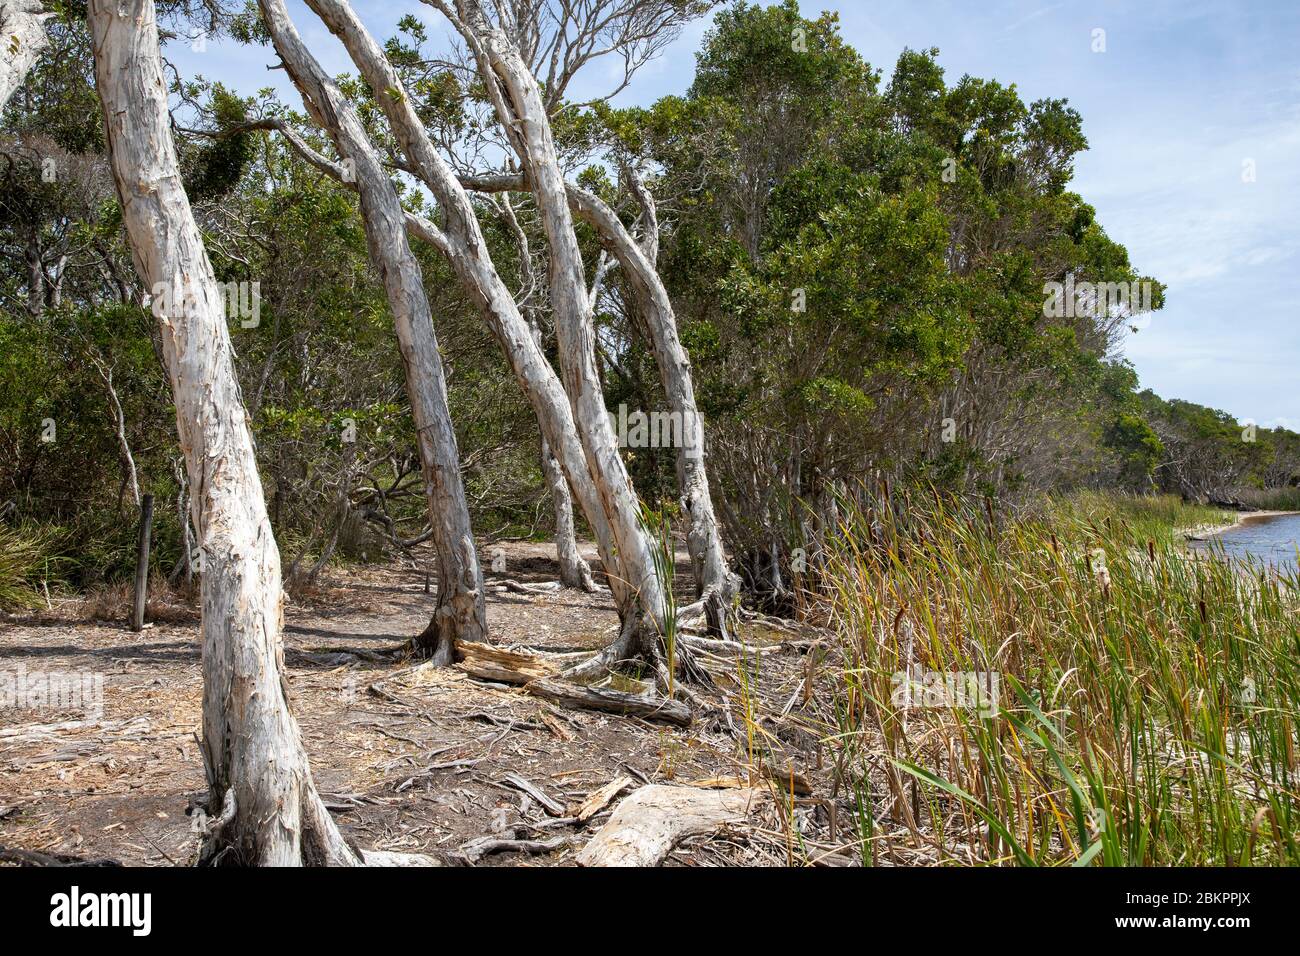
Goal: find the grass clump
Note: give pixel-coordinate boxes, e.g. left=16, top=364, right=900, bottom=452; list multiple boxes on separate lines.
left=0, top=522, right=64, bottom=611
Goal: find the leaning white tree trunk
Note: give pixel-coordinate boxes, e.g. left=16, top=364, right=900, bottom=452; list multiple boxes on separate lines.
left=90, top=0, right=359, bottom=865
left=466, top=170, right=741, bottom=635
left=498, top=194, right=596, bottom=592
left=0, top=0, right=49, bottom=113
left=253, top=0, right=486, bottom=665
left=453, top=0, right=671, bottom=663
left=268, top=113, right=622, bottom=608
left=541, top=426, right=597, bottom=590
left=297, top=0, right=673, bottom=663
left=582, top=175, right=739, bottom=635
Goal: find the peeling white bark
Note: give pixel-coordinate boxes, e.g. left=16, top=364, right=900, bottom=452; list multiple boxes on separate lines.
left=568, top=175, right=739, bottom=630
left=462, top=170, right=739, bottom=628
left=496, top=192, right=595, bottom=591
left=90, top=0, right=358, bottom=865
left=254, top=0, right=486, bottom=665
left=0, top=0, right=49, bottom=113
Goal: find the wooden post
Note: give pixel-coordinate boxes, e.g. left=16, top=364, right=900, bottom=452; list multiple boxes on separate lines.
left=131, top=493, right=153, bottom=631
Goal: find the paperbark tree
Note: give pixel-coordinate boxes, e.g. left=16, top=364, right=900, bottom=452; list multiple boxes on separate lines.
left=494, top=191, right=596, bottom=591
left=428, top=0, right=685, bottom=665
left=579, top=170, right=740, bottom=632
left=463, top=168, right=739, bottom=635
left=0, top=0, right=49, bottom=113
left=89, top=0, right=360, bottom=865
left=428, top=0, right=737, bottom=644
left=245, top=0, right=487, bottom=664
left=277, top=0, right=679, bottom=676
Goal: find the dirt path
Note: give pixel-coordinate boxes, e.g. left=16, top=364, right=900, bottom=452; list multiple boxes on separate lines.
left=0, top=541, right=833, bottom=866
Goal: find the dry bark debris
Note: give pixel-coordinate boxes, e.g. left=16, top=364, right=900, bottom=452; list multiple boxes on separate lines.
left=576, top=785, right=770, bottom=867
left=0, top=540, right=840, bottom=868
left=453, top=642, right=691, bottom=727
left=499, top=772, right=566, bottom=816
left=573, top=776, right=634, bottom=822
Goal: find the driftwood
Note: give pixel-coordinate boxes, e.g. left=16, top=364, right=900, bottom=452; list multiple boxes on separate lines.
left=455, top=643, right=691, bottom=727
left=576, top=785, right=768, bottom=866
left=500, top=772, right=566, bottom=816
left=490, top=579, right=563, bottom=595
left=0, top=716, right=149, bottom=744
left=359, top=850, right=443, bottom=867
left=455, top=641, right=559, bottom=684
left=574, top=776, right=633, bottom=822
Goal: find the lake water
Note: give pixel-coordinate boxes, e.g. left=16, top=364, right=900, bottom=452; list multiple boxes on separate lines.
left=1194, top=513, right=1300, bottom=571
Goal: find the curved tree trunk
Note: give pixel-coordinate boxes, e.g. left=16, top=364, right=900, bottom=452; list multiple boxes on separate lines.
left=298, top=0, right=671, bottom=661
left=254, top=0, right=486, bottom=665
left=458, top=3, right=670, bottom=661
left=496, top=193, right=596, bottom=592
left=0, top=0, right=49, bottom=113
left=542, top=437, right=596, bottom=590
left=566, top=175, right=740, bottom=636
left=90, top=0, right=359, bottom=865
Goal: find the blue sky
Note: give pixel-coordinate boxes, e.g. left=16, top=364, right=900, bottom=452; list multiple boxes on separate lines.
left=169, top=0, right=1300, bottom=428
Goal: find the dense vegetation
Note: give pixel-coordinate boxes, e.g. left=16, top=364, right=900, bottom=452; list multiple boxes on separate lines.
left=1, top=0, right=1297, bottom=609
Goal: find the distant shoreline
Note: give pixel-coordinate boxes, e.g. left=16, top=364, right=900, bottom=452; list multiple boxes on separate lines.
left=1183, top=509, right=1300, bottom=542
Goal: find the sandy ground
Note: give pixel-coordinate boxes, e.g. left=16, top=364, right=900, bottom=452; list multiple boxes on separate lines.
left=0, top=541, right=843, bottom=867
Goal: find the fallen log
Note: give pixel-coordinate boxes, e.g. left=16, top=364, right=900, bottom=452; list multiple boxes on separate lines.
left=526, top=678, right=691, bottom=728
left=455, top=643, right=691, bottom=727
left=359, top=849, right=443, bottom=867
left=455, top=641, right=559, bottom=685
left=576, top=785, right=768, bottom=866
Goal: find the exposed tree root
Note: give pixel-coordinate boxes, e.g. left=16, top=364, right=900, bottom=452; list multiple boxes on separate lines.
left=489, top=578, right=563, bottom=595
left=678, top=585, right=739, bottom=643
left=457, top=833, right=576, bottom=864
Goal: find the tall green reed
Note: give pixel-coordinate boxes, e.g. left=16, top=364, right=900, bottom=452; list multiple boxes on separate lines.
left=819, top=489, right=1299, bottom=865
